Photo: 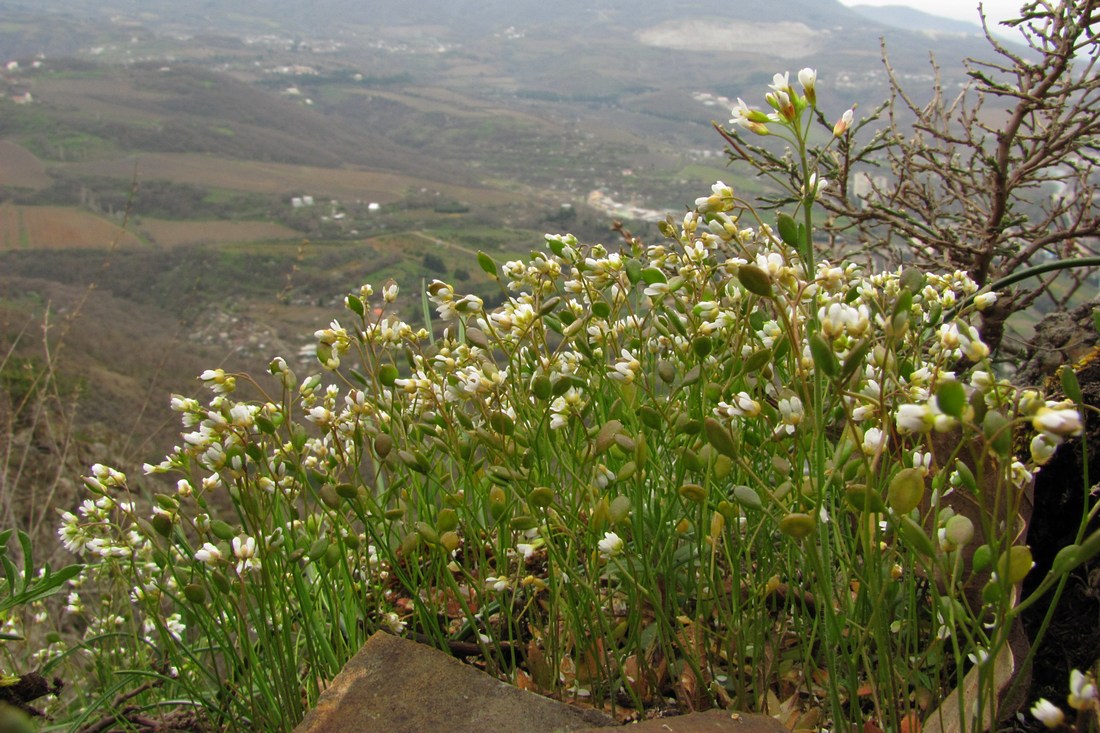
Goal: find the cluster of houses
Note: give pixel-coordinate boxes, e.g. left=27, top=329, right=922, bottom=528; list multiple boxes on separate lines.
left=1, top=58, right=44, bottom=105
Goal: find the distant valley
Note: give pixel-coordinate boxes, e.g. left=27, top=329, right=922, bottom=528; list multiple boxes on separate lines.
left=0, top=0, right=1018, bottom=461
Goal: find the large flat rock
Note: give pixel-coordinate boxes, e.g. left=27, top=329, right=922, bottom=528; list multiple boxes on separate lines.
left=293, top=631, right=614, bottom=733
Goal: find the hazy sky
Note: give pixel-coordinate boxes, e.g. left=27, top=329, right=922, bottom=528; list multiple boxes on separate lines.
left=837, top=0, right=1023, bottom=26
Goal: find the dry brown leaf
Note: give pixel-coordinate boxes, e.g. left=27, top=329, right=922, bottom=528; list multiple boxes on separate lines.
left=921, top=641, right=1014, bottom=733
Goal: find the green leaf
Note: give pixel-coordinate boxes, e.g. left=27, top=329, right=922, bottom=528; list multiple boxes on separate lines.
left=640, top=267, right=667, bottom=285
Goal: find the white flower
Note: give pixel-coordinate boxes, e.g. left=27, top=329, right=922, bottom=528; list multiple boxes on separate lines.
left=797, top=67, right=816, bottom=97
left=194, top=542, right=224, bottom=565
left=1031, top=698, right=1064, bottom=728
left=776, top=396, right=804, bottom=435
left=485, top=576, right=509, bottom=592
left=769, top=72, right=791, bottom=94
left=1030, top=433, right=1060, bottom=465
left=896, top=403, right=933, bottom=434
left=973, top=292, right=998, bottom=310
left=609, top=349, right=641, bottom=383
left=695, top=180, right=735, bottom=213
left=382, top=280, right=399, bottom=303
left=232, top=535, right=260, bottom=573
left=862, top=427, right=887, bottom=456
left=598, top=531, right=624, bottom=559
left=1069, top=668, right=1098, bottom=710
left=383, top=611, right=406, bottom=634
left=717, top=392, right=761, bottom=419
left=833, top=108, right=854, bottom=136
left=1033, top=403, right=1083, bottom=437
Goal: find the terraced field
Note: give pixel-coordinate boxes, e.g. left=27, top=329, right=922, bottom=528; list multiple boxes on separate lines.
left=0, top=203, right=142, bottom=248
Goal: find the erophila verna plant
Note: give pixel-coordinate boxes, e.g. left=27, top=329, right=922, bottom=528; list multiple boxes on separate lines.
left=58, top=69, right=1098, bottom=732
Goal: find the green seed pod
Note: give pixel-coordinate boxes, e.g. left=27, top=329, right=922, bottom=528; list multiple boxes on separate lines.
left=308, top=538, right=330, bottom=562
left=897, top=515, right=936, bottom=557
left=151, top=513, right=173, bottom=537
left=637, top=405, right=663, bottom=429
left=982, top=411, right=1013, bottom=458
left=996, top=545, right=1034, bottom=586
left=717, top=500, right=738, bottom=523
left=319, top=484, right=341, bottom=509
left=704, top=417, right=738, bottom=459
left=713, top=454, right=733, bottom=480
left=971, top=544, right=994, bottom=574
left=693, top=336, right=713, bottom=359
left=335, top=482, right=358, bottom=499
left=464, top=327, right=490, bottom=350
left=844, top=485, right=886, bottom=514
left=590, top=497, right=610, bottom=531
left=489, top=411, right=515, bottom=436
left=378, top=364, right=399, bottom=387
left=935, top=380, right=966, bottom=419
left=732, top=485, right=762, bottom=510
left=594, top=420, right=623, bottom=454
left=183, top=583, right=206, bottom=604
left=346, top=294, right=365, bottom=317
left=777, top=212, right=799, bottom=247
left=888, top=468, right=925, bottom=515
left=531, top=375, right=553, bottom=400
left=154, top=494, right=179, bottom=511
left=415, top=521, right=439, bottom=545
left=324, top=543, right=342, bottom=568
left=342, top=532, right=361, bottom=550
left=510, top=516, right=538, bottom=531
left=436, top=508, right=459, bottom=533
left=400, top=531, right=420, bottom=557
left=681, top=447, right=702, bottom=473
left=616, top=460, right=637, bottom=482
left=743, top=347, right=772, bottom=374
left=489, top=486, right=508, bottom=521
left=529, top=486, right=555, bottom=508
left=944, top=514, right=975, bottom=547
left=211, top=570, right=231, bottom=594
left=210, top=520, right=236, bottom=541
left=1051, top=544, right=1080, bottom=576
left=609, top=495, right=632, bottom=523
left=440, top=531, right=461, bottom=553
left=678, top=483, right=706, bottom=504
left=809, top=334, right=838, bottom=378
left=657, top=359, right=676, bottom=384
left=779, top=512, right=816, bottom=539
left=373, top=434, right=393, bottom=459
left=384, top=506, right=406, bottom=520
left=737, top=264, right=773, bottom=298
left=613, top=433, right=637, bottom=454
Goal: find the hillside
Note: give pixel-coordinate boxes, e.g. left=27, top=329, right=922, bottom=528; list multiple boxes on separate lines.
left=0, top=0, right=1034, bottom=473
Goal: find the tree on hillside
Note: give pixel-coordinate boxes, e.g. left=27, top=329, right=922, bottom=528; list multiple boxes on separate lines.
left=719, top=0, right=1100, bottom=359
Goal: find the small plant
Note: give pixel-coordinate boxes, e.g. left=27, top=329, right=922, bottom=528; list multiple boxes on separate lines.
left=59, top=69, right=1098, bottom=733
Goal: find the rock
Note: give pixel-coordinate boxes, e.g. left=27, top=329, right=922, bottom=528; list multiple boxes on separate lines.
left=292, top=631, right=614, bottom=733
left=577, top=710, right=788, bottom=732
